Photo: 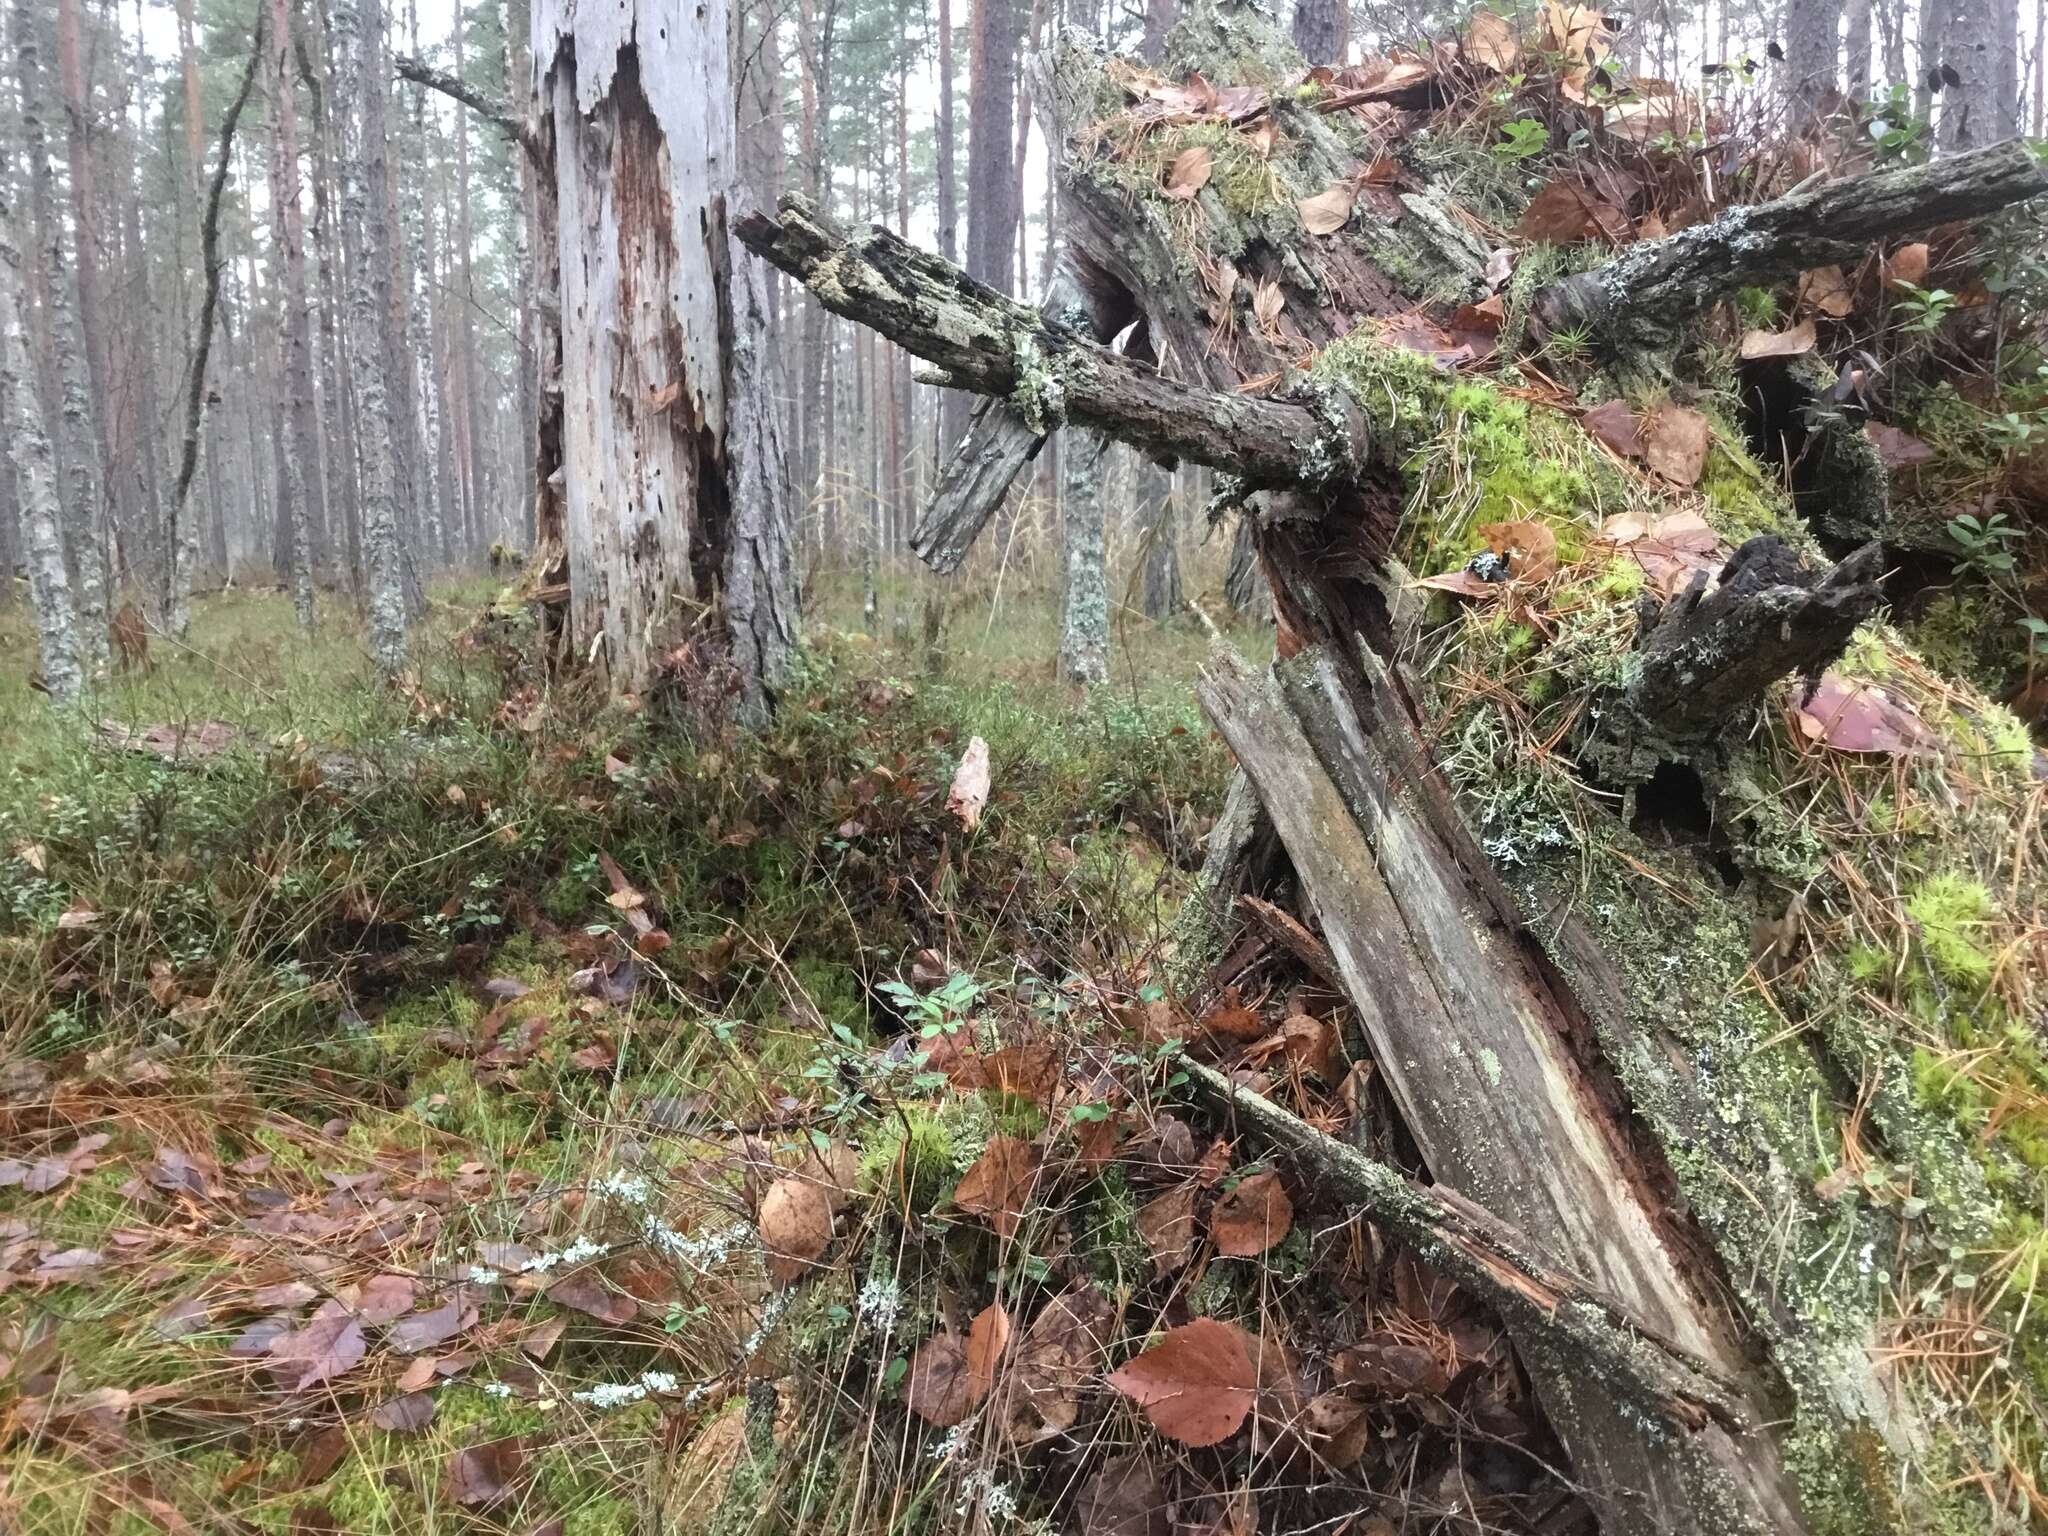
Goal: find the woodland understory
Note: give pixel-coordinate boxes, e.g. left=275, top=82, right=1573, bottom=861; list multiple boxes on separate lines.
left=5, top=0, right=2048, bottom=1531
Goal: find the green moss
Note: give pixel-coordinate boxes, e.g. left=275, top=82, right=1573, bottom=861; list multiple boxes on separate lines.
left=858, top=1103, right=958, bottom=1214
left=1696, top=429, right=1796, bottom=544
left=1906, top=874, right=1999, bottom=989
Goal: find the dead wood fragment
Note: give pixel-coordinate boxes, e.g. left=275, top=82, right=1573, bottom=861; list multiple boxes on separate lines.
left=1181, top=1059, right=1746, bottom=1433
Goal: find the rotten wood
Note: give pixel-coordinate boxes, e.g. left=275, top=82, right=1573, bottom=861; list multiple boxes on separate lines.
left=1198, top=643, right=1801, bottom=1536
left=1235, top=893, right=1342, bottom=991
left=1534, top=139, right=2048, bottom=356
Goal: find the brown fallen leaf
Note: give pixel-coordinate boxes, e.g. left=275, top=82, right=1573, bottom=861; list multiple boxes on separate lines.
left=1163, top=146, right=1213, bottom=200
left=446, top=1437, right=526, bottom=1509
left=1598, top=509, right=1728, bottom=595
left=1640, top=402, right=1711, bottom=486
left=545, top=1273, right=638, bottom=1326
left=1865, top=422, right=1936, bottom=469
left=1464, top=9, right=1520, bottom=72
left=269, top=1303, right=367, bottom=1390
left=1303, top=1391, right=1373, bottom=1466
left=1413, top=568, right=1503, bottom=600
left=1885, top=242, right=1930, bottom=289
left=1297, top=182, right=1356, bottom=235
left=904, top=1302, right=1012, bottom=1426
left=1515, top=178, right=1623, bottom=244
left=953, top=1135, right=1041, bottom=1239
left=370, top=1391, right=437, bottom=1433
left=1449, top=293, right=1506, bottom=335
left=1073, top=1452, right=1168, bottom=1536
left=1000, top=1283, right=1116, bottom=1445
left=1738, top=319, right=1817, bottom=360
left=357, top=1273, right=416, bottom=1326
left=388, top=1290, right=477, bottom=1354
left=1798, top=265, right=1855, bottom=318
left=1790, top=673, right=1939, bottom=755
left=1581, top=398, right=1641, bottom=459
left=759, top=1176, right=834, bottom=1284
left=1210, top=1170, right=1293, bottom=1258
left=1199, top=988, right=1266, bottom=1042
left=1479, top=519, right=1558, bottom=583
left=1136, top=1183, right=1200, bottom=1274
left=1107, top=1317, right=1259, bottom=1447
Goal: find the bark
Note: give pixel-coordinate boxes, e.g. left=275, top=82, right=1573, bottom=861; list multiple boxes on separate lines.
left=1290, top=0, right=1341, bottom=64
left=1533, top=140, right=2048, bottom=358
left=531, top=0, right=796, bottom=717
left=267, top=0, right=319, bottom=629
left=452, top=1, right=488, bottom=563
left=1141, top=0, right=1175, bottom=63
left=1058, top=428, right=1109, bottom=684
left=1222, top=515, right=1268, bottom=621
left=1942, top=0, right=2003, bottom=146
left=397, top=10, right=446, bottom=567
left=1844, top=0, right=1873, bottom=95
left=1917, top=0, right=1951, bottom=120
left=16, top=0, right=107, bottom=674
left=966, top=0, right=1022, bottom=294
left=0, top=191, right=83, bottom=702
left=1783, top=0, right=1838, bottom=112
left=333, top=0, right=408, bottom=671
left=935, top=0, right=967, bottom=457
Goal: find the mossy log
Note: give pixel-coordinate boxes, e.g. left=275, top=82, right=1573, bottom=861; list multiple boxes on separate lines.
left=1532, top=141, right=2048, bottom=358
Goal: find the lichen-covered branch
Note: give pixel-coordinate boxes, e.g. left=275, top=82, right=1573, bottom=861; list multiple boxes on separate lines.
left=1588, top=537, right=1887, bottom=780
left=393, top=53, right=540, bottom=166
left=1534, top=140, right=2048, bottom=354
left=735, top=195, right=1368, bottom=489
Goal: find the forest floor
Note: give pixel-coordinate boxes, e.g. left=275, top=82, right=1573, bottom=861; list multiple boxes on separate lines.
left=0, top=579, right=1367, bottom=1536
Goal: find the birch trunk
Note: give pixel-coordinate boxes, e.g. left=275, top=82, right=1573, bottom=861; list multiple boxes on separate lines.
left=531, top=0, right=796, bottom=716
left=15, top=0, right=107, bottom=674
left=1058, top=427, right=1110, bottom=684
left=333, top=0, right=409, bottom=671
left=1, top=194, right=83, bottom=703
left=267, top=0, right=318, bottom=629
left=402, top=0, right=446, bottom=566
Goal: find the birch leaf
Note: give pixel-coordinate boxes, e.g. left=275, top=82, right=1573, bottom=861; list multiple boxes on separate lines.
left=1297, top=182, right=1356, bottom=235
left=1163, top=147, right=1213, bottom=200
left=1107, top=1317, right=1259, bottom=1447
left=1738, top=319, right=1817, bottom=360
left=1464, top=9, right=1520, bottom=71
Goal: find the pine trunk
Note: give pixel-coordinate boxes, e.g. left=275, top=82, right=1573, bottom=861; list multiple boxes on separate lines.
left=267, top=0, right=319, bottom=629
left=1058, top=428, right=1110, bottom=683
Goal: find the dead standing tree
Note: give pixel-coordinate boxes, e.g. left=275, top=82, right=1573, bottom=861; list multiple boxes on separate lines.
left=741, top=4, right=2048, bottom=1531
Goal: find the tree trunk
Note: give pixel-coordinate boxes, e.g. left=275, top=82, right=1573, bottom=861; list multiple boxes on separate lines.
left=333, top=0, right=408, bottom=671
left=531, top=0, right=797, bottom=719
left=17, top=0, right=108, bottom=674
left=1943, top=0, right=2002, bottom=146
left=1136, top=454, right=1182, bottom=620
left=1291, top=0, right=1340, bottom=64
left=266, top=0, right=319, bottom=630
left=935, top=0, right=967, bottom=458
left=967, top=0, right=1022, bottom=295
left=1844, top=0, right=1873, bottom=94
left=1058, top=428, right=1109, bottom=683
left=1784, top=0, right=1838, bottom=113
left=0, top=193, right=83, bottom=702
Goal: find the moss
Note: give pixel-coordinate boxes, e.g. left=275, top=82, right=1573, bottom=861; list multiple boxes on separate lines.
left=1908, top=590, right=2032, bottom=702
left=1697, top=429, right=1797, bottom=543
left=1906, top=874, right=1998, bottom=989
left=858, top=1103, right=959, bottom=1214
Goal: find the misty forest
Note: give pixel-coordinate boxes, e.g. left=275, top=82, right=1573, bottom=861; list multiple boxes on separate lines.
left=4, top=0, right=2048, bottom=1530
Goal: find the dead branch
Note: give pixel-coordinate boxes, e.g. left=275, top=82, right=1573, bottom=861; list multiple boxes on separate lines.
left=735, top=195, right=1368, bottom=490
left=1534, top=140, right=2048, bottom=355
left=393, top=53, right=541, bottom=166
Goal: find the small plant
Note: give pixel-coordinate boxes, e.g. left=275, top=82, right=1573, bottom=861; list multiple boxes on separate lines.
left=879, top=969, right=992, bottom=1039
left=1864, top=85, right=1933, bottom=163
left=1985, top=409, right=2048, bottom=456
left=1735, top=286, right=1780, bottom=327
left=1492, top=117, right=1549, bottom=161
left=1539, top=324, right=1592, bottom=365
left=1894, top=281, right=1958, bottom=335
left=1947, top=511, right=2021, bottom=580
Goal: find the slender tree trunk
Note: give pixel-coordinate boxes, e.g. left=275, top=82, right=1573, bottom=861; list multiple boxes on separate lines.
left=1844, top=0, right=1873, bottom=94
left=1137, top=454, right=1182, bottom=619
left=1918, top=0, right=1952, bottom=119
left=402, top=0, right=446, bottom=566
left=16, top=0, right=106, bottom=673
left=0, top=194, right=83, bottom=702
left=967, top=0, right=1022, bottom=295
left=1994, top=0, right=2022, bottom=133
left=453, top=0, right=487, bottom=560
left=1785, top=0, right=1837, bottom=114
left=333, top=0, right=408, bottom=670
left=1943, top=0, right=2000, bottom=145
left=935, top=0, right=966, bottom=460
left=1058, top=428, right=1109, bottom=684
left=267, top=0, right=319, bottom=628
left=1142, top=0, right=1174, bottom=63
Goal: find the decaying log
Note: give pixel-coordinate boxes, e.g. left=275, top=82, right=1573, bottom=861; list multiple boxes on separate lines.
left=1181, top=1060, right=1746, bottom=1434
left=1588, top=536, right=1887, bottom=780
left=1199, top=644, right=1802, bottom=1535
left=1234, top=894, right=1341, bottom=991
left=1534, top=140, right=2048, bottom=356
left=735, top=197, right=1368, bottom=490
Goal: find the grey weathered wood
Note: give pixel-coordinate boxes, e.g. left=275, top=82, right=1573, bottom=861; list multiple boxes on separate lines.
left=1199, top=644, right=1801, bottom=1536
left=911, top=397, right=1047, bottom=572
left=1534, top=139, right=2048, bottom=355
